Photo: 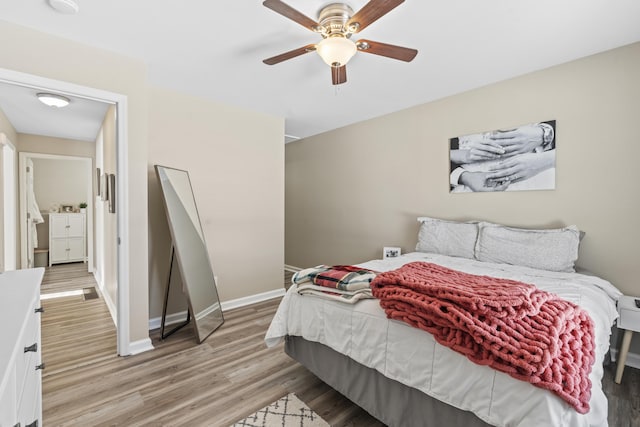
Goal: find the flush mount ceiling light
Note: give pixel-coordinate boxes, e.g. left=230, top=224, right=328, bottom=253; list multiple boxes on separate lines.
left=37, top=93, right=71, bottom=108
left=48, top=0, right=80, bottom=14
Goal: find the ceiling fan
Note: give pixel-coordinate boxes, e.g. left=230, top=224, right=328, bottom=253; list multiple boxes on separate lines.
left=262, top=0, right=418, bottom=85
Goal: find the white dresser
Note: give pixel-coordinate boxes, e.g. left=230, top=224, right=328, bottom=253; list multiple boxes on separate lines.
left=49, top=213, right=86, bottom=266
left=0, top=268, right=45, bottom=427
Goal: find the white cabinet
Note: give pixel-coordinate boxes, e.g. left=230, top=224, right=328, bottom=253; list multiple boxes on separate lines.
left=0, top=268, right=45, bottom=427
left=49, top=213, right=86, bottom=266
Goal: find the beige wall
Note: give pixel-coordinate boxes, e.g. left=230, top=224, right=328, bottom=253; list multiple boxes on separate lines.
left=1, top=21, right=286, bottom=340
left=0, top=21, right=150, bottom=346
left=147, top=86, right=284, bottom=319
left=32, top=157, right=88, bottom=210
left=97, top=105, right=118, bottom=308
left=0, top=107, right=17, bottom=144
left=286, top=42, right=640, bottom=299
left=18, top=133, right=95, bottom=158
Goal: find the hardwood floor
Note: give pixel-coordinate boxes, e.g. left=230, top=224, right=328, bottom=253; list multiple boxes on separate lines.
left=41, top=264, right=639, bottom=426
left=40, top=263, right=116, bottom=378
left=41, top=265, right=382, bottom=426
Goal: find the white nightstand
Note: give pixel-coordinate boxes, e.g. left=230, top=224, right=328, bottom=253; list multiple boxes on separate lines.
left=615, top=295, right=640, bottom=384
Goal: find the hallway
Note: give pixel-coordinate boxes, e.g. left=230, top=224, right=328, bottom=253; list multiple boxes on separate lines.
left=40, top=263, right=116, bottom=388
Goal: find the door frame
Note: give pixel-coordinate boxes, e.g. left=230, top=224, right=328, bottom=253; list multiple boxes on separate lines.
left=0, top=132, right=17, bottom=272
left=0, top=67, right=132, bottom=356
left=19, top=152, right=94, bottom=273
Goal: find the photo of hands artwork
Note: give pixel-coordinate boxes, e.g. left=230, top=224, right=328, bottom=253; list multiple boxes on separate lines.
left=449, top=120, right=556, bottom=193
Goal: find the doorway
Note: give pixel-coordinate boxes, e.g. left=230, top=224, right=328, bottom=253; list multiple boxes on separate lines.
left=19, top=152, right=94, bottom=273
left=0, top=67, right=132, bottom=355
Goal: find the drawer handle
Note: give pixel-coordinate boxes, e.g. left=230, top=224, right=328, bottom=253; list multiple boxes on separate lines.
left=35, top=307, right=44, bottom=314
left=35, top=363, right=45, bottom=371
left=24, top=343, right=38, bottom=353
left=25, top=421, right=38, bottom=427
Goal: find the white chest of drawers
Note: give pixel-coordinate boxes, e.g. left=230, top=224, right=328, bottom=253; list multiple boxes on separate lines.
left=49, top=213, right=86, bottom=266
left=0, top=268, right=45, bottom=427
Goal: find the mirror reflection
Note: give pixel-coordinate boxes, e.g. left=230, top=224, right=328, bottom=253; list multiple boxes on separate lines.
left=155, top=165, right=224, bottom=343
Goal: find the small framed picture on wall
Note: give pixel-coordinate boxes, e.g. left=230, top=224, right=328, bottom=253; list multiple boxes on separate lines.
left=108, top=173, right=116, bottom=213
left=383, top=246, right=401, bottom=259
left=96, top=167, right=101, bottom=196
left=101, top=173, right=108, bottom=201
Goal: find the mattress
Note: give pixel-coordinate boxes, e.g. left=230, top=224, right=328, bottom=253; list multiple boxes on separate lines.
left=266, top=252, right=622, bottom=427
left=285, top=335, right=494, bottom=427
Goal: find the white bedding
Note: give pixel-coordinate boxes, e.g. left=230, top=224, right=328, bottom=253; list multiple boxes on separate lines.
left=265, top=252, right=622, bottom=427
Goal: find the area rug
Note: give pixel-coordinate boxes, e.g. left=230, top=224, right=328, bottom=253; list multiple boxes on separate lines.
left=231, top=393, right=329, bottom=427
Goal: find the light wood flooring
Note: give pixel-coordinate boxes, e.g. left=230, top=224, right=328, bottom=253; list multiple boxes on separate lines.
left=41, top=264, right=639, bottom=426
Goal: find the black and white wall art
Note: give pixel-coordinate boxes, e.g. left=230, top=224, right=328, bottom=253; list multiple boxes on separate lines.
left=449, top=120, right=556, bottom=192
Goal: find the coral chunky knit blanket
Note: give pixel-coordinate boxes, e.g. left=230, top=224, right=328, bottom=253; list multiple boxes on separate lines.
left=370, top=262, right=595, bottom=413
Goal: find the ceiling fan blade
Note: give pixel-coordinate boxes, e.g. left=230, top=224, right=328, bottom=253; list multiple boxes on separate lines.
left=331, top=65, right=347, bottom=85
left=356, top=39, right=418, bottom=62
left=347, top=0, right=404, bottom=33
left=263, top=0, right=320, bottom=32
left=263, top=44, right=316, bottom=65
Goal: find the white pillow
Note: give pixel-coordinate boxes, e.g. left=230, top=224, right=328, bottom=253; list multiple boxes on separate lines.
left=475, top=222, right=581, bottom=272
left=415, top=217, right=478, bottom=259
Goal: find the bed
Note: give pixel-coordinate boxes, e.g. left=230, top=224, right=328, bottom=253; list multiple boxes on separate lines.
left=266, top=219, right=622, bottom=427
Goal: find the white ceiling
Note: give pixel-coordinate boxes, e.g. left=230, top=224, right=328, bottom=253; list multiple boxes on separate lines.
left=0, top=81, right=110, bottom=142
left=0, top=0, right=639, bottom=142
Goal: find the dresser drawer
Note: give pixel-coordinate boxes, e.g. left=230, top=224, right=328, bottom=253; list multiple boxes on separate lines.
left=618, top=296, right=640, bottom=332
left=0, top=269, right=44, bottom=427
left=17, top=361, right=40, bottom=427
left=619, top=307, right=640, bottom=331
left=0, top=368, right=18, bottom=426
left=16, top=309, right=40, bottom=404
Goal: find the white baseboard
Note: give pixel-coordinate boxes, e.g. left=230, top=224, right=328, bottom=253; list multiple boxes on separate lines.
left=148, top=310, right=190, bottom=331
left=93, top=271, right=117, bottom=328
left=221, top=288, right=286, bottom=312
left=92, top=271, right=155, bottom=356
left=284, top=264, right=302, bottom=272
left=148, top=287, right=286, bottom=331
left=127, top=337, right=154, bottom=356
left=610, top=348, right=640, bottom=370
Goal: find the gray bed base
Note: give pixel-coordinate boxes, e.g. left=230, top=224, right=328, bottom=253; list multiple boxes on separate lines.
left=285, top=335, right=493, bottom=427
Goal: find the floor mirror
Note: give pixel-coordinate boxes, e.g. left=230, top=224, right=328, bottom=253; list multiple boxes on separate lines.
left=155, top=165, right=224, bottom=343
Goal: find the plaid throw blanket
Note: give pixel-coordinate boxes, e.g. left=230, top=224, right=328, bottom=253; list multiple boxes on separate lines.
left=371, top=261, right=596, bottom=414
left=292, top=265, right=376, bottom=304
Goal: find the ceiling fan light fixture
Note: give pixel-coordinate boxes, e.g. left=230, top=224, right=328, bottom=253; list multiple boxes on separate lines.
left=316, top=36, right=357, bottom=67
left=37, top=93, right=71, bottom=108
